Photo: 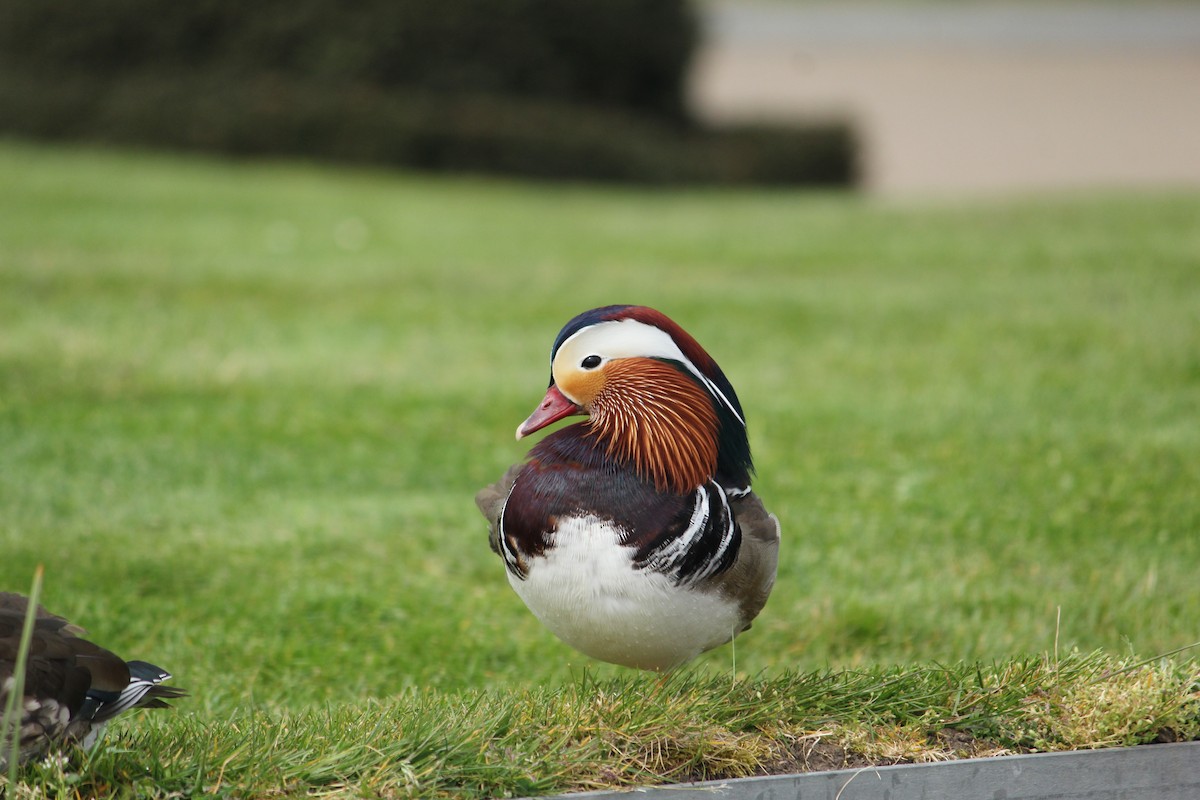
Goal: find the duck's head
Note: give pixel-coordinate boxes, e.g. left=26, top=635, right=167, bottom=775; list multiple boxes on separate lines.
left=516, top=305, right=753, bottom=494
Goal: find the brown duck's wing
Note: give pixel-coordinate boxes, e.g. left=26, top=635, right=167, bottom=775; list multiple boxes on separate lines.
left=0, top=591, right=86, bottom=636
left=705, top=490, right=780, bottom=631
left=1, top=592, right=132, bottom=696
left=86, top=660, right=186, bottom=722
left=1, top=600, right=133, bottom=709
left=0, top=645, right=92, bottom=719
left=68, top=639, right=135, bottom=695
left=475, top=463, right=524, bottom=556
left=0, top=592, right=183, bottom=767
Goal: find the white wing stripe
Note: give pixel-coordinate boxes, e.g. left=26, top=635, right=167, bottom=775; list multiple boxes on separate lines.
left=497, top=486, right=524, bottom=577
left=641, top=487, right=709, bottom=573
left=693, top=482, right=736, bottom=582
left=637, top=482, right=739, bottom=585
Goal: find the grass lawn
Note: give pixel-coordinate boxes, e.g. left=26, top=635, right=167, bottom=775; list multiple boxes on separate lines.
left=1, top=139, right=1198, bottom=797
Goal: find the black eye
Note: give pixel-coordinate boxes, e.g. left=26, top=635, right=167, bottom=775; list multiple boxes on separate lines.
left=581, top=355, right=602, bottom=370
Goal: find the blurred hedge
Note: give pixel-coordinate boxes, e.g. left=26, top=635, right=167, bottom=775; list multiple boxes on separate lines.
left=0, top=0, right=696, bottom=120
left=0, top=0, right=856, bottom=186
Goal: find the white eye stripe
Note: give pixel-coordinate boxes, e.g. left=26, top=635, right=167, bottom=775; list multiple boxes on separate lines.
left=554, top=319, right=745, bottom=427
left=555, top=319, right=678, bottom=364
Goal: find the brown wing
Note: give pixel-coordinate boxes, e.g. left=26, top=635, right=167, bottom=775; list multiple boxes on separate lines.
left=707, top=491, right=781, bottom=631
left=474, top=463, right=524, bottom=556
left=0, top=593, right=132, bottom=714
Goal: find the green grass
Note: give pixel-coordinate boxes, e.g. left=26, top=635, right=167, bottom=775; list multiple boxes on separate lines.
left=1, top=139, right=1198, bottom=796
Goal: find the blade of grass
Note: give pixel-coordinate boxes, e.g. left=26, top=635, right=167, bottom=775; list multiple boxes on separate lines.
left=3, top=564, right=45, bottom=784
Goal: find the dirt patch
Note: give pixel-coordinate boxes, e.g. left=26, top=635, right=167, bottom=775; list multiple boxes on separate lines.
left=759, top=734, right=880, bottom=775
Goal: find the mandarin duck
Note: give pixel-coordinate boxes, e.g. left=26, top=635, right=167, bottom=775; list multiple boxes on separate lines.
left=0, top=592, right=184, bottom=768
left=476, top=305, right=780, bottom=671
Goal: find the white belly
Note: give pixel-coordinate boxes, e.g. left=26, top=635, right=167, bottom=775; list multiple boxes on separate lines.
left=508, top=515, right=742, bottom=671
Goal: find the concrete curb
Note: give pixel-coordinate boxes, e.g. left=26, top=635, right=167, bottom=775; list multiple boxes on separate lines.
left=534, top=740, right=1200, bottom=800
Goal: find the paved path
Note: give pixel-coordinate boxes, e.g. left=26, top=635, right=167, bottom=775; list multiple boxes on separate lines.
left=692, top=3, right=1200, bottom=195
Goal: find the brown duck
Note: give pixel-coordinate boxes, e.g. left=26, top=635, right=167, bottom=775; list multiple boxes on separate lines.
left=0, top=592, right=184, bottom=767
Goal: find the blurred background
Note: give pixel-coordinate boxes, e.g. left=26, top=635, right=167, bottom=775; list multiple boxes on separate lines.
left=2, top=0, right=1198, bottom=702
left=694, top=1, right=1200, bottom=195
left=4, top=0, right=1199, bottom=194
left=0, top=0, right=852, bottom=187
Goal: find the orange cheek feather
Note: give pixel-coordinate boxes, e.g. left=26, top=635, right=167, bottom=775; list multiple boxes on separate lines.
left=557, top=367, right=607, bottom=408
left=589, top=358, right=720, bottom=494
